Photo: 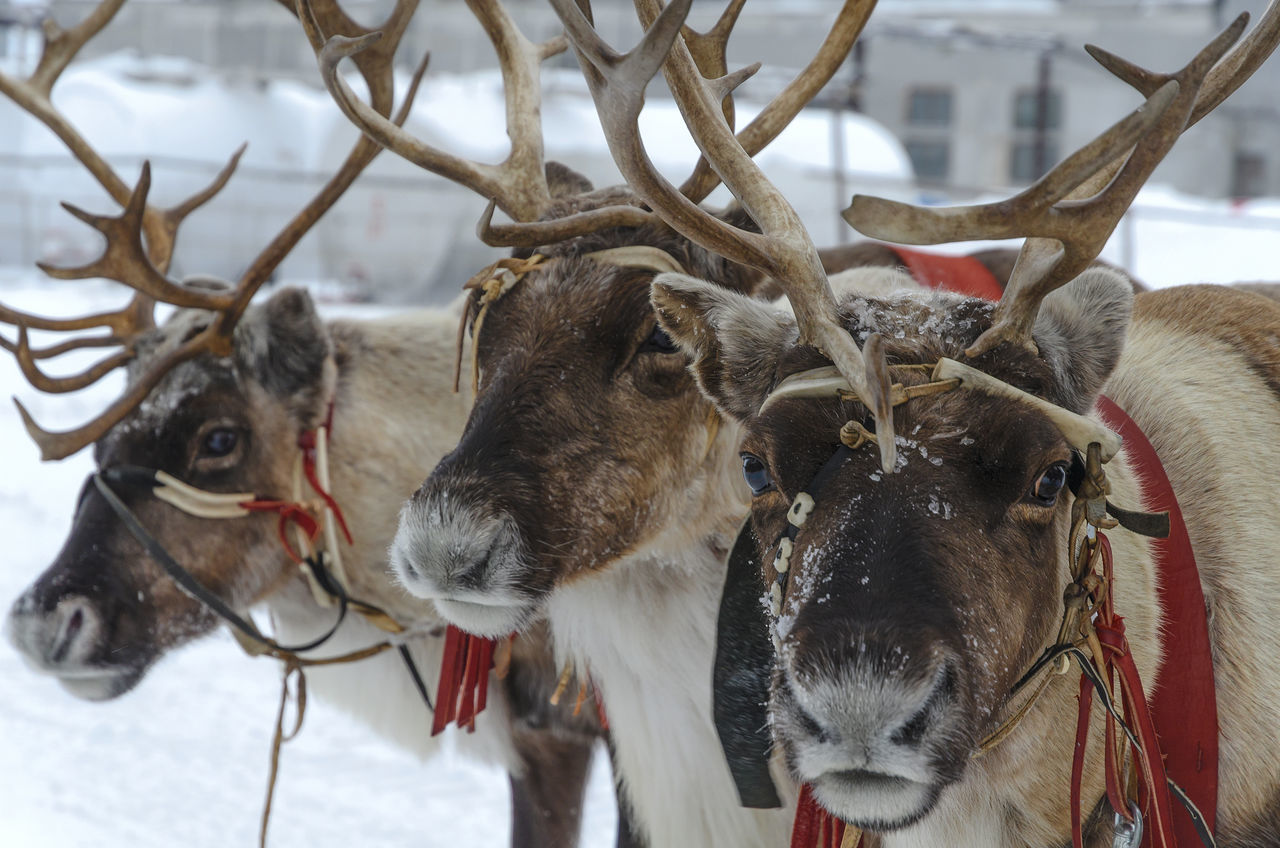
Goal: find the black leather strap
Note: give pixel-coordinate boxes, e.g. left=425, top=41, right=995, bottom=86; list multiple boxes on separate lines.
left=712, top=519, right=782, bottom=809
left=93, top=471, right=348, bottom=655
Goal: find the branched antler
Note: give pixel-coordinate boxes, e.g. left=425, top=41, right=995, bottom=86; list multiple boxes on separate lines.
left=678, top=0, right=876, bottom=204
left=303, top=0, right=676, bottom=248
left=553, top=0, right=897, bottom=469
left=5, top=0, right=428, bottom=460
left=844, top=4, right=1280, bottom=357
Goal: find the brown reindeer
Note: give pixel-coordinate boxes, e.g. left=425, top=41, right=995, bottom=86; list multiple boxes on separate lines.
left=607, top=3, right=1280, bottom=846
left=0, top=3, right=625, bottom=846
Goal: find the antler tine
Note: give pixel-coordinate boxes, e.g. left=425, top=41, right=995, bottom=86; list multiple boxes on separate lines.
left=555, top=0, right=895, bottom=469
left=0, top=333, right=118, bottom=360
left=203, top=0, right=430, bottom=339
left=476, top=199, right=655, bottom=247
left=1081, top=5, right=1280, bottom=129
left=8, top=149, right=250, bottom=408
left=679, top=0, right=877, bottom=204
left=13, top=327, right=132, bottom=394
left=681, top=0, right=748, bottom=130
left=0, top=0, right=214, bottom=277
left=14, top=324, right=227, bottom=461
left=37, top=163, right=236, bottom=314
left=302, top=0, right=561, bottom=223
left=846, top=10, right=1273, bottom=358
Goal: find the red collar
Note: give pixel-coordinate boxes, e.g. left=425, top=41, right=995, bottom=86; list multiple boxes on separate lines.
left=1093, top=396, right=1218, bottom=845
left=889, top=245, right=1004, bottom=301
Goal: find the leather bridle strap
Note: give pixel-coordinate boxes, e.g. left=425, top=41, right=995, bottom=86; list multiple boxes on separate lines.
left=93, top=468, right=352, bottom=657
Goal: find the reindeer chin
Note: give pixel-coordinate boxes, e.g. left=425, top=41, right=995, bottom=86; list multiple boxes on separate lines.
left=433, top=598, right=537, bottom=640
left=54, top=666, right=145, bottom=702
left=808, top=769, right=943, bottom=833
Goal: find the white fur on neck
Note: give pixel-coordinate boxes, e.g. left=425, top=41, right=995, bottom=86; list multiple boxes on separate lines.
left=266, top=582, right=520, bottom=770
left=546, top=543, right=794, bottom=848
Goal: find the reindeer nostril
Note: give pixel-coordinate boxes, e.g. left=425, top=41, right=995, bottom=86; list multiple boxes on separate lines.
left=891, top=662, right=955, bottom=748
left=51, top=606, right=86, bottom=664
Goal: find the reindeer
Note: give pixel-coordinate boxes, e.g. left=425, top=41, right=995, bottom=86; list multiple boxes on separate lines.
left=0, top=3, right=627, bottom=846
left=574, top=1, right=1280, bottom=845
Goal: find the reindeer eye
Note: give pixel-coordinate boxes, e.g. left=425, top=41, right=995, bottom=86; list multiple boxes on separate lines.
left=640, top=324, right=678, bottom=354
left=741, top=453, right=774, bottom=496
left=1029, top=464, right=1068, bottom=506
left=201, top=428, right=239, bottom=458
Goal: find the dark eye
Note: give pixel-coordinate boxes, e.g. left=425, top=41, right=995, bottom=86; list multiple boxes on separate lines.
left=640, top=324, right=678, bottom=354
left=201, top=428, right=239, bottom=458
left=1029, top=464, right=1068, bottom=506
left=741, top=453, right=774, bottom=496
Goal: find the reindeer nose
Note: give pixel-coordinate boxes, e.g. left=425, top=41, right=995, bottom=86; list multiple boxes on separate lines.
left=390, top=493, right=519, bottom=599
left=782, top=633, right=959, bottom=779
left=6, top=594, right=104, bottom=672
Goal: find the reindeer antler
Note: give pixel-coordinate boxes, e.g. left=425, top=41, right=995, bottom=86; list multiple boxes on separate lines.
left=4, top=0, right=428, bottom=460
left=552, top=0, right=896, bottom=468
left=678, top=0, right=876, bottom=204
left=844, top=4, right=1280, bottom=358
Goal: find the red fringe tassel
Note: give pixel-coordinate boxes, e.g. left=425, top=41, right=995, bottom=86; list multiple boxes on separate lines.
left=432, top=626, right=496, bottom=735
left=792, top=784, right=856, bottom=848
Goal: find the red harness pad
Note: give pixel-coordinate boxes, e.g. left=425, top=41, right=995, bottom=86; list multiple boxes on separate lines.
left=888, top=246, right=1004, bottom=301
left=1096, top=396, right=1218, bottom=844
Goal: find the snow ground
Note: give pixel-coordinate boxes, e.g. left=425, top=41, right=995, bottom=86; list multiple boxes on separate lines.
left=0, top=280, right=619, bottom=848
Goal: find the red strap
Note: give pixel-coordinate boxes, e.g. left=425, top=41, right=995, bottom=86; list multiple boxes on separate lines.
left=297, top=429, right=354, bottom=546
left=1071, top=674, right=1093, bottom=848
left=888, top=246, right=1004, bottom=301
left=241, top=499, right=320, bottom=563
left=1095, top=396, right=1218, bottom=843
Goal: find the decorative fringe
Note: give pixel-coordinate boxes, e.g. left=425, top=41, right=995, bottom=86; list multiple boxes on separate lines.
left=431, top=626, right=497, bottom=735
left=792, top=784, right=862, bottom=848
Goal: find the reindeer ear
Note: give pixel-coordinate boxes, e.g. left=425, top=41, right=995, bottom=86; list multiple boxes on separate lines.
left=545, top=161, right=595, bottom=198
left=651, top=273, right=796, bottom=422
left=1032, top=267, right=1134, bottom=413
left=237, top=287, right=333, bottom=420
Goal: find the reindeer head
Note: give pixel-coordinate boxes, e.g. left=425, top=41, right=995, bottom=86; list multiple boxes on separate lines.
left=7, top=290, right=335, bottom=699
left=654, top=267, right=1132, bottom=828
left=2, top=0, right=422, bottom=698
left=390, top=193, right=768, bottom=636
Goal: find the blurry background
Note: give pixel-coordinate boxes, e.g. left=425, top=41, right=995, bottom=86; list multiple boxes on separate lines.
left=3, top=0, right=1279, bottom=305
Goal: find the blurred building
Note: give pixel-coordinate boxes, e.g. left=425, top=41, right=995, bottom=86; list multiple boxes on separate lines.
left=6, top=0, right=1276, bottom=200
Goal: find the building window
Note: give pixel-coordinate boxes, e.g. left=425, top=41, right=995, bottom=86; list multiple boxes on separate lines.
left=906, top=140, right=951, bottom=182
left=907, top=88, right=952, bottom=127
left=1231, top=151, right=1267, bottom=198
left=1009, top=88, right=1063, bottom=183
left=1012, top=90, right=1062, bottom=130
left=1010, top=140, right=1060, bottom=184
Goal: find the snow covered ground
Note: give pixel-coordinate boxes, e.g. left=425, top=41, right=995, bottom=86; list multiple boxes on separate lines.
left=0, top=279, right=620, bottom=848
